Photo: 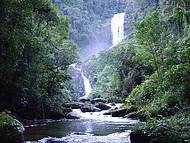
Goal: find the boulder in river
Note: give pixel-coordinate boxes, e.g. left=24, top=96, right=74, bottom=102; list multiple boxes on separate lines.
left=79, top=98, right=91, bottom=103
left=80, top=103, right=101, bottom=112
left=95, top=103, right=112, bottom=110
left=111, top=106, right=138, bottom=117
left=111, top=108, right=128, bottom=117
left=66, top=111, right=81, bottom=119
left=63, top=102, right=84, bottom=109
left=0, top=112, right=25, bottom=143
left=91, top=98, right=107, bottom=104
left=103, top=111, right=112, bottom=115
left=81, top=106, right=101, bottom=112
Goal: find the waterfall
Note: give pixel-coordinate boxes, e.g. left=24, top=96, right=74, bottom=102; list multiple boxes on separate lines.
left=111, top=13, right=125, bottom=46
left=81, top=72, right=92, bottom=98
left=69, top=64, right=92, bottom=98
left=69, top=13, right=125, bottom=99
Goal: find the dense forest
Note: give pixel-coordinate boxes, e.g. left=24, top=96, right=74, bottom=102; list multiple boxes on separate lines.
left=0, top=0, right=190, bottom=143
left=52, top=0, right=127, bottom=58
left=86, top=0, right=190, bottom=142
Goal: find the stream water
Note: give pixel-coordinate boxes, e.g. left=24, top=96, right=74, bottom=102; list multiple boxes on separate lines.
left=25, top=105, right=138, bottom=143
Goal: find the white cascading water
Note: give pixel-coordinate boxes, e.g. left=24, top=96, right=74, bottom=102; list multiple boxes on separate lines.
left=70, top=64, right=92, bottom=98
left=111, top=13, right=125, bottom=46
left=81, top=72, right=92, bottom=98
left=70, top=13, right=125, bottom=99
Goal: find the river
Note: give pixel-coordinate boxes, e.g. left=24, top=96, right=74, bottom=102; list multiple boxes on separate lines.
left=25, top=105, right=138, bottom=143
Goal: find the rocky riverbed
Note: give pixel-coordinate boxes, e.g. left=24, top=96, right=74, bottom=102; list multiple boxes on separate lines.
left=24, top=99, right=138, bottom=143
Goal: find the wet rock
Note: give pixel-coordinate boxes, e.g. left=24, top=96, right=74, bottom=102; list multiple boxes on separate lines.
left=81, top=106, right=101, bottom=112
left=80, top=103, right=101, bottom=112
left=73, top=132, right=88, bottom=135
left=103, top=107, right=119, bottom=115
left=0, top=112, right=25, bottom=143
left=110, top=103, right=116, bottom=106
left=66, top=111, right=81, bottom=119
left=91, top=98, right=107, bottom=104
left=63, top=102, right=84, bottom=109
left=95, top=103, right=112, bottom=110
left=79, top=98, right=91, bottom=103
left=103, top=111, right=112, bottom=115
left=111, top=108, right=128, bottom=117
left=103, top=106, right=137, bottom=117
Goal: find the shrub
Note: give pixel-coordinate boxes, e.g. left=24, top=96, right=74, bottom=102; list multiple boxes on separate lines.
left=133, top=113, right=190, bottom=143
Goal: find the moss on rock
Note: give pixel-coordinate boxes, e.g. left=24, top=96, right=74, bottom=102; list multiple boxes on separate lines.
left=0, top=112, right=25, bottom=143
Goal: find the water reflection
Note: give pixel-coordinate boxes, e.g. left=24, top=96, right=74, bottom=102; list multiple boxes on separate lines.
left=25, top=118, right=136, bottom=141
left=84, top=121, right=93, bottom=133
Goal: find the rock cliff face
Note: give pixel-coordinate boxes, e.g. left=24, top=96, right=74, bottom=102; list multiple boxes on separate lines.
left=67, top=66, right=85, bottom=101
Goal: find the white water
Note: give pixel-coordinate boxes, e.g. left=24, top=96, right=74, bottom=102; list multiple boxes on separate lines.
left=111, top=13, right=125, bottom=46
left=81, top=72, right=92, bottom=98
left=71, top=104, right=138, bottom=124
left=27, top=131, right=131, bottom=143
left=69, top=63, right=92, bottom=98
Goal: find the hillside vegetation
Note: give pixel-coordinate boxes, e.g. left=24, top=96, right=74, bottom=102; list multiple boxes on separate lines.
left=86, top=0, right=190, bottom=142
left=0, top=0, right=78, bottom=119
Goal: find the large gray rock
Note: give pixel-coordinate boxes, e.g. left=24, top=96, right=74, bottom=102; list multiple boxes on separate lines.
left=0, top=112, right=25, bottom=143
left=63, top=102, right=84, bottom=109
left=66, top=111, right=81, bottom=119
left=79, top=98, right=91, bottom=103
left=111, top=106, right=138, bottom=117
left=91, top=98, right=107, bottom=104
left=95, top=103, right=111, bottom=110
left=111, top=108, right=128, bottom=117
left=80, top=106, right=101, bottom=112
left=103, top=111, right=112, bottom=115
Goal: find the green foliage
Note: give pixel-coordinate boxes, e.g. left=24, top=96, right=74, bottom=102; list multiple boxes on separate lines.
left=0, top=112, right=24, bottom=143
left=0, top=112, right=24, bottom=132
left=133, top=113, right=190, bottom=143
left=89, top=65, right=122, bottom=102
left=135, top=11, right=169, bottom=80
left=126, top=74, right=158, bottom=107
left=0, top=0, right=78, bottom=119
left=53, top=0, right=127, bottom=49
left=86, top=42, right=153, bottom=102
